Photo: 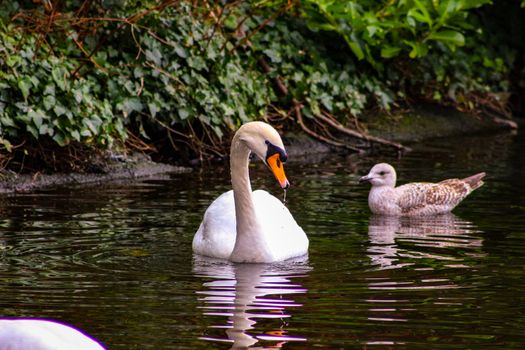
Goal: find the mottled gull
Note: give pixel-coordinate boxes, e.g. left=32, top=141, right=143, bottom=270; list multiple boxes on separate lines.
left=359, top=163, right=485, bottom=216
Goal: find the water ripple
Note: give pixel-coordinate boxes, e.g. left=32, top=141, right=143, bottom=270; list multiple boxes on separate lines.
left=192, top=256, right=310, bottom=348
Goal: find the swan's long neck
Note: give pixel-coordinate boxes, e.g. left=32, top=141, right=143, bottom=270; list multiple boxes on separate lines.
left=229, top=135, right=273, bottom=262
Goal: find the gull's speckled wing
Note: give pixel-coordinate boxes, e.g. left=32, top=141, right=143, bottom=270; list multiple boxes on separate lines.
left=394, top=177, right=481, bottom=215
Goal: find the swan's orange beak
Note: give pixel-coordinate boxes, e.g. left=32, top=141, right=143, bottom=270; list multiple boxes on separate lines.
left=266, top=153, right=290, bottom=189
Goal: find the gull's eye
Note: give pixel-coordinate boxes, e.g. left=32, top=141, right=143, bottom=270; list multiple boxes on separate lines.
left=379, top=171, right=386, bottom=176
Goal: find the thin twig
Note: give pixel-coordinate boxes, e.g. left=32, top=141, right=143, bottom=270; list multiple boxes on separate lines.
left=315, top=111, right=408, bottom=151
left=293, top=100, right=363, bottom=153
left=229, top=1, right=295, bottom=53
left=204, top=2, right=225, bottom=50
left=72, top=37, right=106, bottom=72
left=259, top=58, right=288, bottom=96
left=70, top=0, right=178, bottom=78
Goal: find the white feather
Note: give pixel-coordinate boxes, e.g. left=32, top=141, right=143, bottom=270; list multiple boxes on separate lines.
left=193, top=190, right=308, bottom=262
left=0, top=319, right=105, bottom=350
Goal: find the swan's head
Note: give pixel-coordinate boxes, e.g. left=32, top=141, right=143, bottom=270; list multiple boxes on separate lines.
left=359, top=163, right=397, bottom=188
left=237, top=121, right=289, bottom=189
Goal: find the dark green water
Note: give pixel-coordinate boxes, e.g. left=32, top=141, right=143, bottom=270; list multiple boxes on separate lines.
left=1, top=129, right=524, bottom=349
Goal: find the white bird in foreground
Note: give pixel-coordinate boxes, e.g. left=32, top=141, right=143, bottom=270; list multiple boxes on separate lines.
left=0, top=319, right=105, bottom=350
left=359, top=163, right=485, bottom=216
left=192, top=121, right=308, bottom=263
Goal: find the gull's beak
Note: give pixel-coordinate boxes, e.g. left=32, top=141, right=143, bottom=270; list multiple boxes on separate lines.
left=359, top=174, right=372, bottom=184
left=266, top=153, right=290, bottom=189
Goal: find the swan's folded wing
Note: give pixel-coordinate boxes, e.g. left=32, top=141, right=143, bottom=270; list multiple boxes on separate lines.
left=193, top=190, right=237, bottom=259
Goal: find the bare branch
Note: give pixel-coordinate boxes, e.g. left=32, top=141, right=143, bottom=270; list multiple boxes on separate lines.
left=315, top=111, right=409, bottom=151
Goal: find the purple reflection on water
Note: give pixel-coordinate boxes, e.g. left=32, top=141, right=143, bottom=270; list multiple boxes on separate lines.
left=193, top=256, right=310, bottom=349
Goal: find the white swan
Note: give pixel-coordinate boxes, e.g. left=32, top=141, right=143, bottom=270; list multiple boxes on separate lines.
left=0, top=319, right=105, bottom=350
left=192, top=121, right=308, bottom=263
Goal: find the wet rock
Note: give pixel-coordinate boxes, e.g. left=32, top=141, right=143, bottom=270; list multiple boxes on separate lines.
left=0, top=152, right=190, bottom=194
left=364, top=104, right=517, bottom=143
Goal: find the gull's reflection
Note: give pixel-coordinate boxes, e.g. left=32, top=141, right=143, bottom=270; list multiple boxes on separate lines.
left=365, top=213, right=486, bottom=330
left=193, top=256, right=310, bottom=349
left=367, top=213, right=484, bottom=269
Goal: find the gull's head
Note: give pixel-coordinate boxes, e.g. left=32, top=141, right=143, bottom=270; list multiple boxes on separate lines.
left=359, top=163, right=397, bottom=188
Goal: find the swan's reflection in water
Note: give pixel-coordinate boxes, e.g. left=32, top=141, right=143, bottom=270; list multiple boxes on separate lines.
left=193, top=256, right=310, bottom=349
left=367, top=213, right=484, bottom=270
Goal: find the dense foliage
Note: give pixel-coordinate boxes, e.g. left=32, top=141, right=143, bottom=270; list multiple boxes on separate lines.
left=0, top=1, right=274, bottom=160
left=0, top=0, right=522, bottom=170
left=301, top=0, right=491, bottom=64
left=0, top=23, right=123, bottom=149
left=279, top=0, right=514, bottom=112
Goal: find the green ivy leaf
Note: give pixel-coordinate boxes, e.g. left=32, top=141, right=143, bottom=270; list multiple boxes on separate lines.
left=43, top=95, right=56, bottom=111
left=461, top=0, right=492, bottom=10
left=52, top=133, right=67, bottom=146
left=0, top=115, right=15, bottom=127
left=264, top=49, right=282, bottom=63
left=43, top=84, right=56, bottom=96
left=178, top=107, right=190, bottom=120
left=346, top=37, right=365, bottom=60
left=145, top=48, right=162, bottom=66
left=26, top=124, right=39, bottom=138
left=27, top=110, right=44, bottom=128
left=52, top=67, right=66, bottom=91
left=39, top=124, right=54, bottom=136
left=83, top=119, right=98, bottom=134
left=53, top=104, right=67, bottom=116
left=6, top=55, right=22, bottom=67
left=410, top=0, right=433, bottom=26
left=18, top=77, right=32, bottom=99
left=70, top=130, right=81, bottom=141
left=148, top=102, right=159, bottom=117
left=174, top=45, right=188, bottom=58
left=74, top=89, right=83, bottom=103
left=381, top=46, right=402, bottom=58
left=405, top=40, right=429, bottom=58
left=0, top=138, right=13, bottom=152
left=117, top=98, right=143, bottom=116
left=427, top=30, right=465, bottom=46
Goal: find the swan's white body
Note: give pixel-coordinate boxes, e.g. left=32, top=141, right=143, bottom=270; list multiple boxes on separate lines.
left=192, top=122, right=308, bottom=263
left=0, top=319, right=105, bottom=350
left=193, top=189, right=308, bottom=262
